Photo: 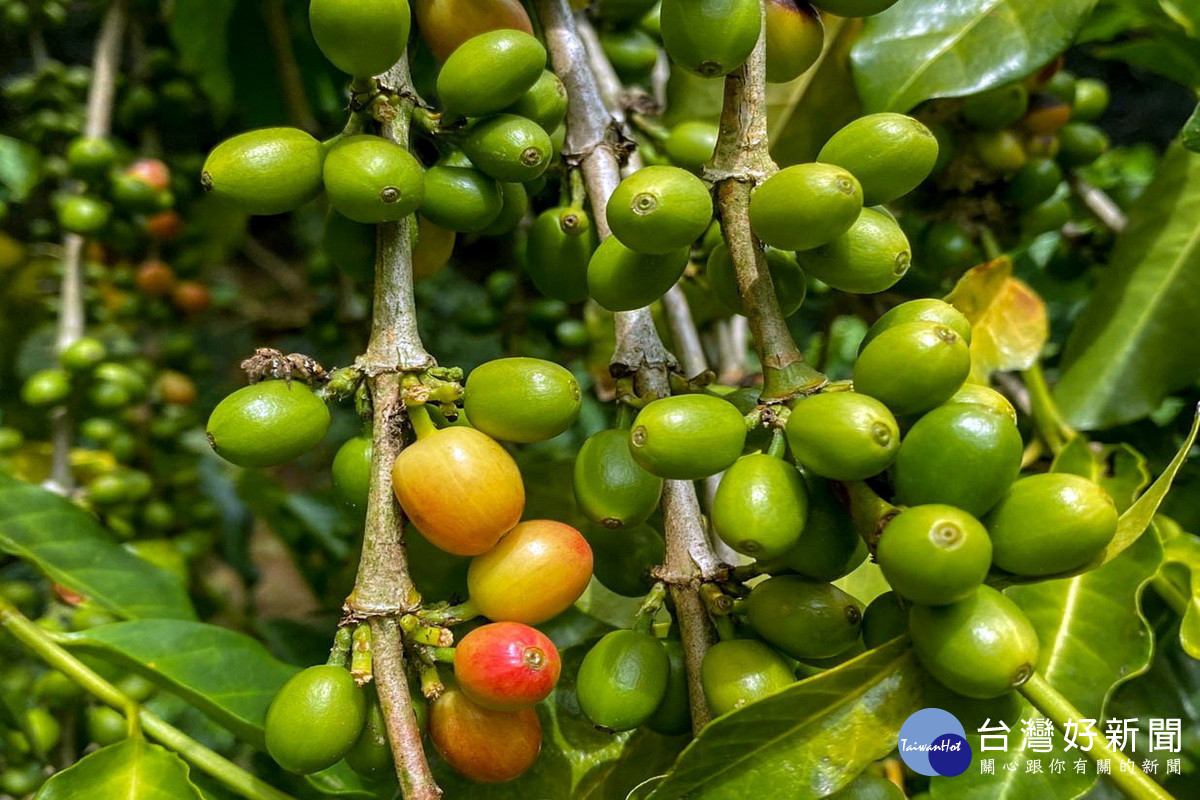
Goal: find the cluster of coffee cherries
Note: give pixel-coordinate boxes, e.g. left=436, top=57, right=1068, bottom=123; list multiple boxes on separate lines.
left=201, top=2, right=567, bottom=271
left=910, top=64, right=1113, bottom=278
left=572, top=293, right=1119, bottom=731
left=211, top=353, right=596, bottom=783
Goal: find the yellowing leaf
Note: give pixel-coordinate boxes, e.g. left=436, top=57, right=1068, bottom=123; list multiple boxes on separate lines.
left=946, top=257, right=1048, bottom=381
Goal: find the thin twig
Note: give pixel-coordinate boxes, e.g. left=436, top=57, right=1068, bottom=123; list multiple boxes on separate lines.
left=49, top=0, right=128, bottom=493
left=343, top=57, right=439, bottom=800
left=1070, top=176, right=1128, bottom=233
left=709, top=7, right=824, bottom=403
left=662, top=286, right=707, bottom=379
left=262, top=0, right=320, bottom=133
left=536, top=0, right=719, bottom=732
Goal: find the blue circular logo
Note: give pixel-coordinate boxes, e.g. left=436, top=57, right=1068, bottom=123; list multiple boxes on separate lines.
left=897, top=708, right=972, bottom=777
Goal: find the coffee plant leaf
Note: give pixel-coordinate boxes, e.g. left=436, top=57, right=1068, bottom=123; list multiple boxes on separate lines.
left=1056, top=144, right=1200, bottom=429
left=65, top=619, right=298, bottom=747
left=649, top=639, right=934, bottom=799
left=851, top=0, right=1098, bottom=113
left=0, top=475, right=195, bottom=621
left=34, top=738, right=204, bottom=800
left=168, top=0, right=237, bottom=116
left=303, top=763, right=377, bottom=800
left=1159, top=529, right=1200, bottom=660
left=1051, top=436, right=1151, bottom=513
left=0, top=134, right=40, bottom=203
left=945, top=257, right=1048, bottom=381
left=1185, top=103, right=1200, bottom=153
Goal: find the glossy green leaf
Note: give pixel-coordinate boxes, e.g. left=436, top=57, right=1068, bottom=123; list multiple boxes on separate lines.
left=304, top=763, right=377, bottom=800
left=931, top=532, right=1162, bottom=798
left=851, top=0, right=1098, bottom=113
left=768, top=19, right=863, bottom=167
left=1159, top=528, right=1200, bottom=660
left=0, top=476, right=195, bottom=621
left=1184, top=102, right=1200, bottom=154
left=1055, top=145, right=1200, bottom=429
left=64, top=619, right=298, bottom=746
left=0, top=135, right=40, bottom=203
left=1098, top=408, right=1199, bottom=566
left=650, top=639, right=934, bottom=799
left=34, top=738, right=204, bottom=800
left=1050, top=436, right=1151, bottom=513
left=168, top=0, right=238, bottom=115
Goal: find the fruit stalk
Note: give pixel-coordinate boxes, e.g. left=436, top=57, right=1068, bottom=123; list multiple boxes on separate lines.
left=537, top=0, right=719, bottom=731
left=1070, top=176, right=1128, bottom=233
left=710, top=7, right=826, bottom=403
left=0, top=597, right=298, bottom=800
left=49, top=0, right=127, bottom=492
left=1020, top=673, right=1174, bottom=800
left=344, top=55, right=439, bottom=800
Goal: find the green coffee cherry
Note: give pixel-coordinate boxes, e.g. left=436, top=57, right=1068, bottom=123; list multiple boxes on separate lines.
left=647, top=639, right=691, bottom=735
left=464, top=357, right=581, bottom=443
left=660, top=0, right=762, bottom=78
left=629, top=394, right=748, bottom=480
left=785, top=391, right=900, bottom=481
left=701, top=639, right=794, bottom=717
left=587, top=236, right=689, bottom=312
left=1072, top=79, right=1109, bottom=122
left=818, top=113, right=939, bottom=204
left=574, top=429, right=663, bottom=530
left=309, top=0, right=411, bottom=78
left=749, top=163, right=863, bottom=251
left=502, top=70, right=568, bottom=132
left=712, top=453, right=809, bottom=559
left=201, top=128, right=325, bottom=215
left=962, top=83, right=1029, bottom=130
left=778, top=476, right=867, bottom=581
left=480, top=182, right=529, bottom=237
left=892, top=404, right=1022, bottom=517
left=744, top=575, right=863, bottom=660
left=22, top=368, right=71, bottom=407
left=861, top=299, right=971, bottom=351
left=607, top=165, right=713, bottom=255
left=526, top=206, right=596, bottom=303
left=854, top=322, right=971, bottom=416
left=600, top=27, right=660, bottom=84
left=576, top=630, right=669, bottom=731
left=1006, top=158, right=1063, bottom=209
left=265, top=665, right=366, bottom=773
left=800, top=207, right=911, bottom=294
left=986, top=473, right=1118, bottom=576
left=876, top=505, right=992, bottom=606
left=586, top=523, right=664, bottom=597
left=764, top=0, right=824, bottom=84
left=60, top=336, right=107, bottom=371
left=420, top=158, right=503, bottom=233
left=909, top=586, right=1039, bottom=699
left=324, top=135, right=424, bottom=224
left=707, top=243, right=807, bottom=318
left=437, top=30, right=547, bottom=117
left=861, top=591, right=908, bottom=649
left=663, top=121, right=719, bottom=172
left=206, top=380, right=331, bottom=468
left=1057, top=123, right=1109, bottom=168
left=946, top=382, right=1017, bottom=425
left=332, top=435, right=373, bottom=512
left=462, top=114, right=554, bottom=183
